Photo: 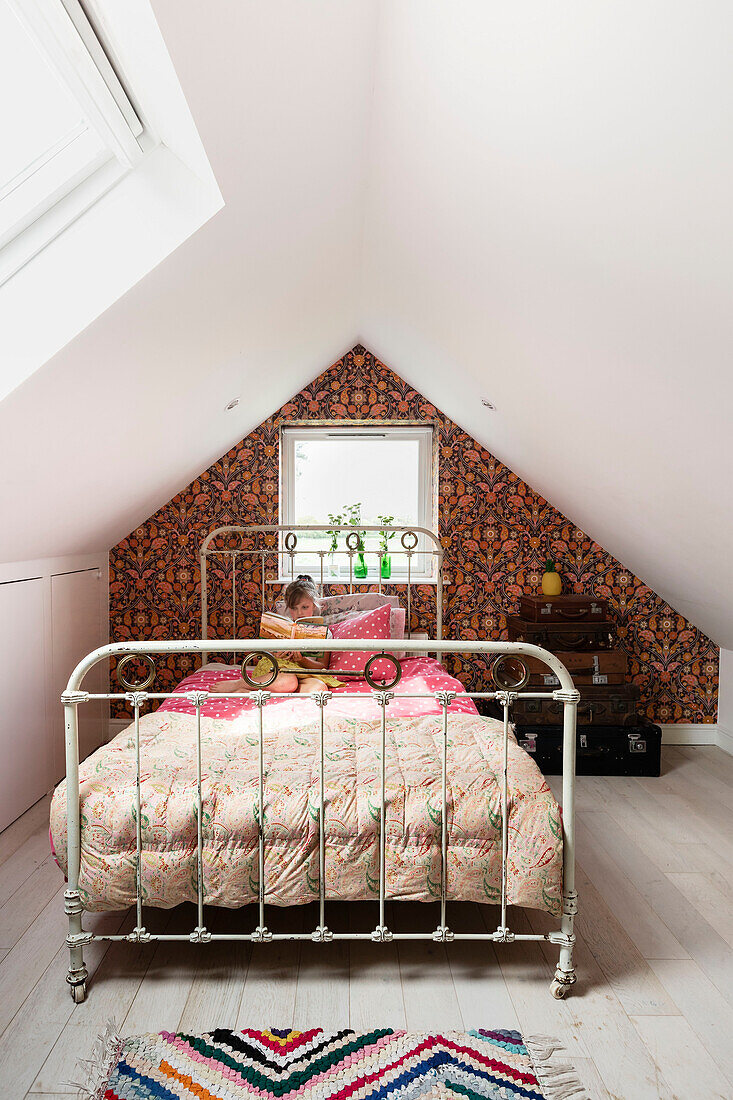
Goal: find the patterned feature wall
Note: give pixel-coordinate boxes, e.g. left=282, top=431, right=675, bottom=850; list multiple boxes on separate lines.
left=110, top=346, right=718, bottom=722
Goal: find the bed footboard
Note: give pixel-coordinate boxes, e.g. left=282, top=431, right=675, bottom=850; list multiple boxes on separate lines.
left=60, top=637, right=579, bottom=1004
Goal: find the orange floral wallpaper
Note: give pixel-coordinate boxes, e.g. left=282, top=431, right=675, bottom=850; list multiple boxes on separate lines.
left=109, top=345, right=718, bottom=722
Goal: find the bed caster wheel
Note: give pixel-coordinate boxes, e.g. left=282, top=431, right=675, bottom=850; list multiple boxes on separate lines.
left=70, top=981, right=86, bottom=1004
left=550, top=979, right=568, bottom=999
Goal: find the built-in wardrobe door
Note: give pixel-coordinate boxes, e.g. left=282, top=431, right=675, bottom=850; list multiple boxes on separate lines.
left=51, top=568, right=105, bottom=780
left=0, top=578, right=50, bottom=832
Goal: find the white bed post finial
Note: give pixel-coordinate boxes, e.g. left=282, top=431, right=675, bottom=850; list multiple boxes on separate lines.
left=62, top=689, right=91, bottom=1003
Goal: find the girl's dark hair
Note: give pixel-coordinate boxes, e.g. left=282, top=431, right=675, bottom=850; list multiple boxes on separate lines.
left=283, top=574, right=319, bottom=609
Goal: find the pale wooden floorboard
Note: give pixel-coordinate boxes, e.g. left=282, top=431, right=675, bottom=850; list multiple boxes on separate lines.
left=666, top=871, right=733, bottom=948
left=664, top=747, right=733, bottom=812
left=348, top=902, right=406, bottom=1031
left=572, top=861, right=679, bottom=1015
left=582, top=809, right=733, bottom=1005
left=0, top=795, right=51, bottom=868
left=0, top=830, right=58, bottom=910
left=0, top=857, right=65, bottom=951
left=682, top=743, right=733, bottom=783
left=648, top=957, right=733, bottom=1087
left=447, top=904, right=519, bottom=1032
left=394, top=902, right=463, bottom=1031
left=29, top=908, right=170, bottom=1094
left=0, top=910, right=124, bottom=1098
left=630, top=1014, right=732, bottom=1100
left=177, top=908, right=251, bottom=1033
left=575, top=816, right=689, bottom=960
left=123, top=905, right=200, bottom=1033
left=527, top=908, right=676, bottom=1099
left=236, top=905, right=302, bottom=1030
left=0, top=748, right=730, bottom=1099
left=294, top=902, right=350, bottom=1031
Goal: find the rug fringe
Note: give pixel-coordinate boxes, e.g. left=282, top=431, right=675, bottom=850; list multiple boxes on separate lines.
left=65, top=1019, right=124, bottom=1100
left=525, top=1033, right=591, bottom=1100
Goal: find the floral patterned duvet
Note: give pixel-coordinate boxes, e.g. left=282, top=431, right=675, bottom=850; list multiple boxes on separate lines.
left=50, top=659, right=563, bottom=915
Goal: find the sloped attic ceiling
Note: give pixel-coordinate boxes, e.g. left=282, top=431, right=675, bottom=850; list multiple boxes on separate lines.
left=359, top=1, right=733, bottom=649
left=2, top=2, right=732, bottom=651
left=0, top=1, right=376, bottom=563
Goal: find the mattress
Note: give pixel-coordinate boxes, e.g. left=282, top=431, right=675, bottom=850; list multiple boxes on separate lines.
left=50, top=657, right=563, bottom=915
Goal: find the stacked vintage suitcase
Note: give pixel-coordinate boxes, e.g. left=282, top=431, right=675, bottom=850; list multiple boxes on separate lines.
left=504, top=594, right=661, bottom=776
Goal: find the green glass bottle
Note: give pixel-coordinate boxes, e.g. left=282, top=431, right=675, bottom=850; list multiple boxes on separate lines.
left=380, top=554, right=391, bottom=580
left=354, top=551, right=368, bottom=579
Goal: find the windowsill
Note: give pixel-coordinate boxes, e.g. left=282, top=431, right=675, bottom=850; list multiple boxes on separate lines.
left=267, top=576, right=447, bottom=586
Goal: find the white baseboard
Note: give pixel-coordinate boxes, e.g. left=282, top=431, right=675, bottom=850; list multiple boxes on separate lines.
left=717, top=725, right=733, bottom=756
left=661, top=723, right=717, bottom=745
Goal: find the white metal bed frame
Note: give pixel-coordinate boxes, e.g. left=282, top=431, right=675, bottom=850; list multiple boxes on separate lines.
left=60, top=524, right=580, bottom=1005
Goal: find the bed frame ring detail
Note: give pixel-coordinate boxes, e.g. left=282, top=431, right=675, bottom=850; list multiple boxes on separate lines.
left=491, top=654, right=530, bottom=692
left=241, top=651, right=279, bottom=688
left=364, top=652, right=402, bottom=690
left=117, top=653, right=156, bottom=691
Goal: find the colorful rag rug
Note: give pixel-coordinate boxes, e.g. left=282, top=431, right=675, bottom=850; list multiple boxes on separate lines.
left=72, top=1026, right=590, bottom=1100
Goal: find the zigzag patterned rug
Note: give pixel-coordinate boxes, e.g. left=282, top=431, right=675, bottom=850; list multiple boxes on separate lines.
left=73, top=1027, right=590, bottom=1100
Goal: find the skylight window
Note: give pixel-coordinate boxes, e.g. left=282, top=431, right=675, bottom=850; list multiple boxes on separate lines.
left=280, top=424, right=436, bottom=581
left=0, top=0, right=145, bottom=282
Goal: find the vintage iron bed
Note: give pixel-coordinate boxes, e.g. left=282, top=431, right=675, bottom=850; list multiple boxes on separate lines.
left=59, top=524, right=580, bottom=1004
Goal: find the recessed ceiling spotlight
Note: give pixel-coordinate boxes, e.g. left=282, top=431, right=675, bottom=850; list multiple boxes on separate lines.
left=482, top=399, right=496, bottom=410
left=226, top=398, right=239, bottom=411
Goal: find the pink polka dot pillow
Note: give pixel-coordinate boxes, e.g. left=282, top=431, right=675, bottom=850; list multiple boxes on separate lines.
left=329, top=603, right=394, bottom=680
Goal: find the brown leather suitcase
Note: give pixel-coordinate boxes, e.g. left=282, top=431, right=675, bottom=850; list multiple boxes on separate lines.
left=526, top=650, right=627, bottom=686
left=511, top=683, right=640, bottom=725
left=519, top=595, right=609, bottom=622
left=506, top=615, right=615, bottom=651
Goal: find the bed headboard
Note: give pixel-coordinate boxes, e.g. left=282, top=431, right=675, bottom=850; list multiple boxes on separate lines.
left=199, top=523, right=444, bottom=659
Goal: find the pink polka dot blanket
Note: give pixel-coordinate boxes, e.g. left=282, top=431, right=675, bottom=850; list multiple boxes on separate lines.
left=50, top=659, right=563, bottom=915
left=161, top=657, right=479, bottom=721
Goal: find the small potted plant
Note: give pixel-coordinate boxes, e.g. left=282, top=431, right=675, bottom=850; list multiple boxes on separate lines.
left=326, top=511, right=343, bottom=577
left=377, top=514, right=396, bottom=579
left=344, top=502, right=368, bottom=579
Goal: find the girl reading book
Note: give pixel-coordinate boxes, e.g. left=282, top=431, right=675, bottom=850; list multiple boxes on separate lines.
left=211, top=575, right=343, bottom=694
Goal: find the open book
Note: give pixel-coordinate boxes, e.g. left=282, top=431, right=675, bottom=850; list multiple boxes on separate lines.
left=259, top=611, right=330, bottom=642
left=257, top=611, right=362, bottom=678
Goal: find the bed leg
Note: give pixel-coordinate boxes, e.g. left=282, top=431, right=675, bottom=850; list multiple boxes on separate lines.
left=551, top=690, right=579, bottom=999
left=63, top=693, right=89, bottom=1003
left=550, top=889, right=577, bottom=999
left=65, top=889, right=89, bottom=1003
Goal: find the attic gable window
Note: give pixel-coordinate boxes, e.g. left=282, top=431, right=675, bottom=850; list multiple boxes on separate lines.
left=280, top=424, right=436, bottom=582
left=0, top=0, right=146, bottom=284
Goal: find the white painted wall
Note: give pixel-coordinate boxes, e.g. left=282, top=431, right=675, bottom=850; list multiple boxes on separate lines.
left=0, top=552, right=108, bottom=828
left=0, top=0, right=376, bottom=563
left=361, top=0, right=733, bottom=650
left=718, top=649, right=733, bottom=755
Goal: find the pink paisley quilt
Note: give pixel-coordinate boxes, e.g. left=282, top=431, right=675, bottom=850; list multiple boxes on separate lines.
left=50, top=658, right=563, bottom=915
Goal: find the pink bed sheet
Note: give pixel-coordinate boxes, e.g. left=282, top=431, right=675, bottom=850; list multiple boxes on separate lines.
left=159, top=656, right=480, bottom=721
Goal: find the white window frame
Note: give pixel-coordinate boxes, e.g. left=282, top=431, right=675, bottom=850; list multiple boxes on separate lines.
left=280, top=423, right=437, bottom=582
left=0, top=0, right=148, bottom=285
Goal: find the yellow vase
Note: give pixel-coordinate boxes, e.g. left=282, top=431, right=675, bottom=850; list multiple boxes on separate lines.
left=541, top=569, right=562, bottom=596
